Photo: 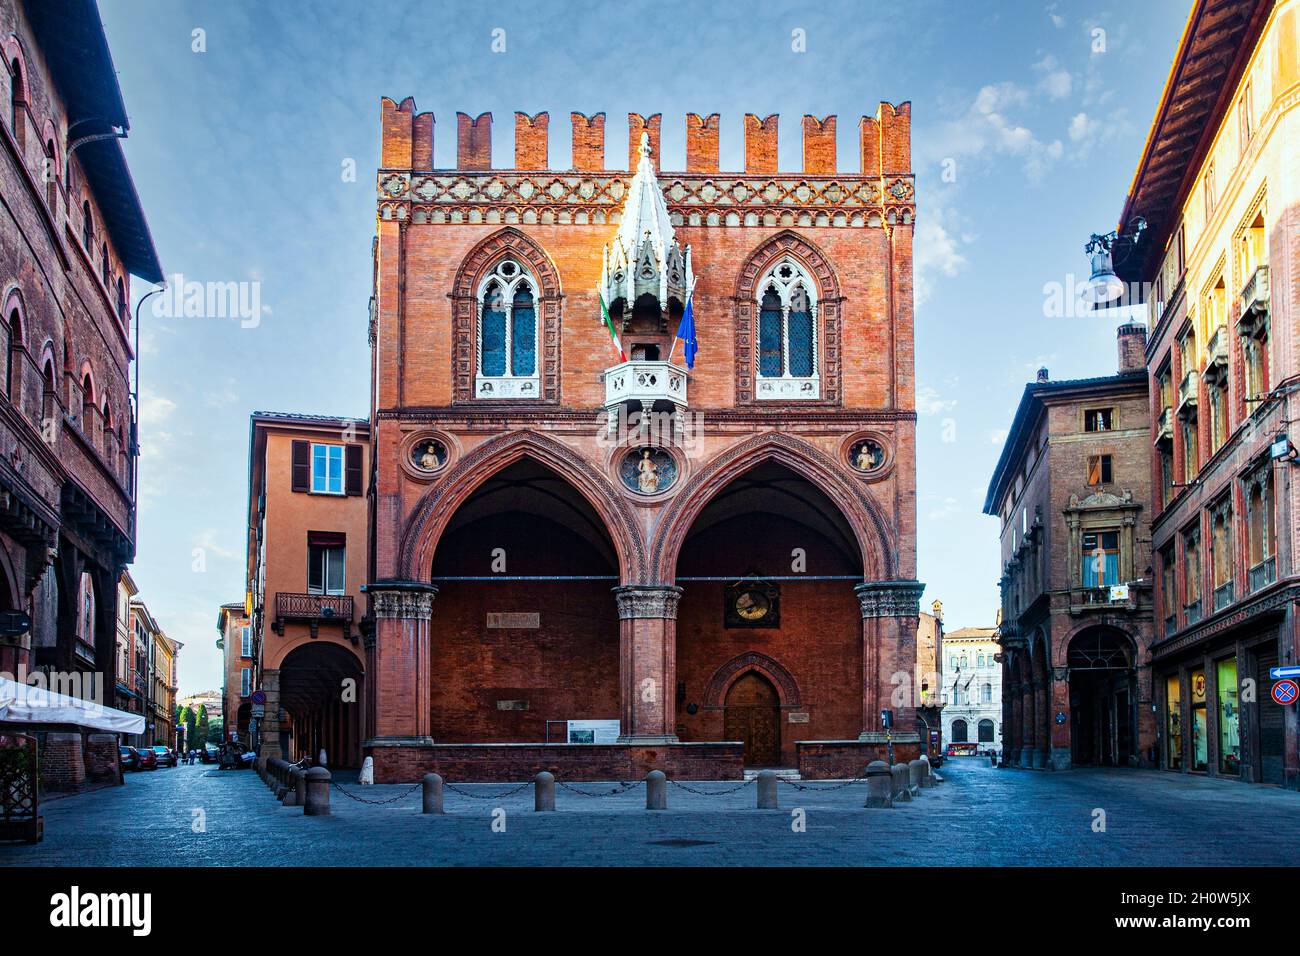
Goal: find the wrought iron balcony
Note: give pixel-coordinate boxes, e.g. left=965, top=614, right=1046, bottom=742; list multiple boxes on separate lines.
left=1154, top=406, right=1173, bottom=445
left=1240, top=264, right=1269, bottom=317
left=604, top=360, right=687, bottom=409
left=272, top=592, right=354, bottom=638
left=1248, top=557, right=1276, bottom=594
left=1176, top=370, right=1198, bottom=416
left=1068, top=584, right=1140, bottom=616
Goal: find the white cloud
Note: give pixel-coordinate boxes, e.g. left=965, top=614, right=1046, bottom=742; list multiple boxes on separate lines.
left=1033, top=54, right=1073, bottom=100
left=989, top=428, right=1010, bottom=446
left=927, top=81, right=1065, bottom=182
left=916, top=384, right=958, bottom=417
left=928, top=496, right=961, bottom=522
left=1046, top=3, right=1066, bottom=28
left=139, top=388, right=177, bottom=425
left=914, top=211, right=968, bottom=307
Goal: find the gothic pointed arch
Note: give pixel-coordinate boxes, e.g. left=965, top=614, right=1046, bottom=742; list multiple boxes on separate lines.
left=399, top=429, right=646, bottom=583
left=734, top=230, right=842, bottom=405
left=703, top=651, right=802, bottom=709
left=451, top=227, right=562, bottom=403
left=650, top=432, right=894, bottom=582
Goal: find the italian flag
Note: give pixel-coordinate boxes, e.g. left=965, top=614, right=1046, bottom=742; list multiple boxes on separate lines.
left=597, top=285, right=626, bottom=363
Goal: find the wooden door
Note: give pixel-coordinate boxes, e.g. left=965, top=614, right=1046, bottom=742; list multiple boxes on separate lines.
left=724, top=672, right=780, bottom=766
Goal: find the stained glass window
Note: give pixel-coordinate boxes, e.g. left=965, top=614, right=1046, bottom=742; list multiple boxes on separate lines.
left=511, top=286, right=536, bottom=376
left=481, top=280, right=507, bottom=377
left=755, top=256, right=818, bottom=393
left=758, top=290, right=783, bottom=377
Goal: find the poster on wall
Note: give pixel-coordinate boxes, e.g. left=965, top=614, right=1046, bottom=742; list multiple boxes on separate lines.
left=566, top=719, right=620, bottom=744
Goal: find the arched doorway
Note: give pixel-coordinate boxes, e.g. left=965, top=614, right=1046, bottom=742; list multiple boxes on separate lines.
left=278, top=642, right=365, bottom=767
left=951, top=718, right=969, bottom=743
left=1067, top=628, right=1137, bottom=767
left=724, top=672, right=780, bottom=766
left=428, top=457, right=621, bottom=743
left=978, top=718, right=995, bottom=744
left=673, top=460, right=864, bottom=766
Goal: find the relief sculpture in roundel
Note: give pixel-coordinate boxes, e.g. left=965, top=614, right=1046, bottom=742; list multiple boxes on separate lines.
left=619, top=447, right=677, bottom=495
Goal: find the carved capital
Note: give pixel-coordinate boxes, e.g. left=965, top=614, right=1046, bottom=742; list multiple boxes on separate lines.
left=854, top=579, right=925, bottom=619
left=365, top=580, right=438, bottom=620
left=612, top=584, right=683, bottom=620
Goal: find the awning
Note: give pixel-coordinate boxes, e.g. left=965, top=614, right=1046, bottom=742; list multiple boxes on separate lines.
left=0, top=677, right=146, bottom=734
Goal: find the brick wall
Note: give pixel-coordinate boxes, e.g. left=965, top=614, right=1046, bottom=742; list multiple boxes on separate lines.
left=39, top=731, right=85, bottom=790
left=796, top=739, right=922, bottom=779
left=369, top=742, right=744, bottom=783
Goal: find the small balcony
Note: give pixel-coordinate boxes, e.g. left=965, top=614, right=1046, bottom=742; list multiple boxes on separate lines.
left=1176, top=370, right=1198, bottom=417
left=604, top=360, right=687, bottom=408
left=1184, top=599, right=1202, bottom=627
left=1154, top=406, right=1173, bottom=446
left=272, top=592, right=355, bottom=639
left=1248, top=556, right=1276, bottom=594
left=1212, top=581, right=1234, bottom=613
left=1068, top=584, right=1140, bottom=616
left=1240, top=264, right=1269, bottom=317
left=1204, top=326, right=1229, bottom=382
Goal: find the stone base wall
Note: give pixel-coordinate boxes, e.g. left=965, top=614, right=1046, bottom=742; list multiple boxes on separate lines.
left=85, top=733, right=120, bottom=782
left=39, top=732, right=86, bottom=791
left=797, top=739, right=922, bottom=779
left=366, top=741, right=745, bottom=783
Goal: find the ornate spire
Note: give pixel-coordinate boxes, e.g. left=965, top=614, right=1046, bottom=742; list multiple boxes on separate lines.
left=600, top=133, right=693, bottom=318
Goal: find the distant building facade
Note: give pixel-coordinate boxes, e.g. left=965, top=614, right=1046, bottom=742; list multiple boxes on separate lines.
left=941, top=625, right=1001, bottom=754
left=216, top=602, right=250, bottom=746
left=985, top=333, right=1157, bottom=770
left=915, top=600, right=945, bottom=754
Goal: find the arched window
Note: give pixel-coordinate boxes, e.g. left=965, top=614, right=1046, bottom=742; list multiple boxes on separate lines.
left=9, top=57, right=24, bottom=149
left=755, top=255, right=818, bottom=399
left=116, top=276, right=127, bottom=325
left=952, top=719, right=969, bottom=743
left=100, top=243, right=110, bottom=286
left=43, top=137, right=57, bottom=209
left=77, top=571, right=95, bottom=654
left=982, top=682, right=993, bottom=703
left=977, top=719, right=995, bottom=743
left=1, top=304, right=14, bottom=402
left=40, top=356, right=55, bottom=422
left=81, top=199, right=93, bottom=250
left=476, top=258, right=538, bottom=398
left=81, top=371, right=93, bottom=428
left=103, top=402, right=114, bottom=462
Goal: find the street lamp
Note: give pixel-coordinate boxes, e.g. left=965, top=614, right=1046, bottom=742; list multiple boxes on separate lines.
left=1081, top=217, right=1147, bottom=305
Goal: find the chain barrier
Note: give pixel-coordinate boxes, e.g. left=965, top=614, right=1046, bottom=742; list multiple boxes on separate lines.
left=667, top=778, right=756, bottom=796
left=555, top=779, right=641, bottom=798
left=331, top=781, right=422, bottom=805
left=442, top=780, right=534, bottom=800
left=777, top=775, right=867, bottom=792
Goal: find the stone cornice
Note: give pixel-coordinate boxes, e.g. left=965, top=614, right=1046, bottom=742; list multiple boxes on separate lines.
left=376, top=406, right=917, bottom=426
left=1150, top=580, right=1298, bottom=660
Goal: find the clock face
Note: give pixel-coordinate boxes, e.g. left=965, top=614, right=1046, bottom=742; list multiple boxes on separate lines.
left=734, top=590, right=771, bottom=621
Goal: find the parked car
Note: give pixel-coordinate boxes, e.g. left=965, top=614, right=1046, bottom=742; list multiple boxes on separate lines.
left=151, top=745, right=177, bottom=768
left=200, top=743, right=218, bottom=764
left=136, top=747, right=158, bottom=770
left=119, top=746, right=141, bottom=772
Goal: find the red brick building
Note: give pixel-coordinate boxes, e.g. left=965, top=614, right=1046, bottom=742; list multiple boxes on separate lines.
left=365, top=102, right=922, bottom=781
left=985, top=330, right=1157, bottom=771
left=0, top=0, right=159, bottom=787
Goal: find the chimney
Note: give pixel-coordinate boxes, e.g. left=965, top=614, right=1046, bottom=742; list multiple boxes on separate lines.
left=1117, top=323, right=1148, bottom=373
left=1036, top=367, right=1050, bottom=383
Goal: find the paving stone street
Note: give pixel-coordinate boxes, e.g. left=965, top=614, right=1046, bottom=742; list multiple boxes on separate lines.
left=5, top=758, right=1299, bottom=867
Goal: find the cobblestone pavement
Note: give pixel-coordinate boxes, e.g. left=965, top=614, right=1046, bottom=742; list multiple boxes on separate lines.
left=4, top=758, right=1299, bottom=866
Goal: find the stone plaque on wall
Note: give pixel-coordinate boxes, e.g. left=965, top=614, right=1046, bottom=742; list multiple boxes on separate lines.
left=487, top=612, right=540, bottom=629
left=496, top=700, right=529, bottom=711
left=788, top=712, right=810, bottom=723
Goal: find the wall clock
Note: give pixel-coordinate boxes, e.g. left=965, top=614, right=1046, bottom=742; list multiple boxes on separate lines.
left=724, top=579, right=780, bottom=629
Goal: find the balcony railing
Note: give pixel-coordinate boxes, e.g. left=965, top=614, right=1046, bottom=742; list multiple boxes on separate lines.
left=1163, top=613, right=1177, bottom=638
left=1177, top=370, right=1198, bottom=416
left=273, top=592, right=355, bottom=638
left=1212, top=581, right=1234, bottom=613
left=1184, top=599, right=1202, bottom=626
left=1240, top=264, right=1269, bottom=317
left=604, top=360, right=688, bottom=410
left=1068, top=584, right=1140, bottom=616
left=1204, top=326, right=1229, bottom=381
left=1248, top=556, right=1276, bottom=594
left=1154, top=406, right=1173, bottom=445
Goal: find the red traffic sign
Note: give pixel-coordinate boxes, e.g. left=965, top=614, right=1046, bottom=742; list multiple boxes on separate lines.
left=1272, top=679, right=1299, bottom=706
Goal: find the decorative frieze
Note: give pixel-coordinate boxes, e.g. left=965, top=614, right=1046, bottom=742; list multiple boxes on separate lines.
left=612, top=585, right=683, bottom=620
left=367, top=581, right=438, bottom=620
left=854, top=580, right=926, bottom=619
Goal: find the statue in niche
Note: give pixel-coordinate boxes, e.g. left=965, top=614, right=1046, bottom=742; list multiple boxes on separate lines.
left=853, top=439, right=884, bottom=472
left=620, top=446, right=676, bottom=495
left=413, top=439, right=447, bottom=472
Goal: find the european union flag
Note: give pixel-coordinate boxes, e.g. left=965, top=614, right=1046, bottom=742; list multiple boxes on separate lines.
left=675, top=291, right=698, bottom=369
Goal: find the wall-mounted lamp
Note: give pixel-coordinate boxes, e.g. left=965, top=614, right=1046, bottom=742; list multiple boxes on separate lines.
left=1081, top=217, right=1147, bottom=305
left=1270, top=432, right=1297, bottom=462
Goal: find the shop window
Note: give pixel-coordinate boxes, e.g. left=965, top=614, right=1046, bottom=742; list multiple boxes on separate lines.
left=1217, top=658, right=1239, bottom=775
left=1190, top=670, right=1208, bottom=772
left=1165, top=675, right=1182, bottom=770
left=1084, top=408, right=1113, bottom=432
left=1086, top=454, right=1112, bottom=486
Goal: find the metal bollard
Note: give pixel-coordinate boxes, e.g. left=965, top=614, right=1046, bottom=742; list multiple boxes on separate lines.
left=303, top=766, right=331, bottom=816
left=535, top=771, right=556, bottom=812
left=908, top=758, right=924, bottom=795
left=281, top=769, right=301, bottom=807
left=422, top=773, right=444, bottom=814
left=920, top=754, right=936, bottom=788
left=645, top=770, right=667, bottom=810
left=756, top=769, right=778, bottom=809
left=891, top=763, right=912, bottom=802
left=864, top=760, right=892, bottom=808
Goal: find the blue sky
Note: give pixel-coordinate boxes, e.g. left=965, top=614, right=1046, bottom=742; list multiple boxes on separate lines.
left=99, top=0, right=1188, bottom=696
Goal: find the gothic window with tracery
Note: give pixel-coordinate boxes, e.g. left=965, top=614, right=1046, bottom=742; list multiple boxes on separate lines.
left=476, top=258, right=539, bottom=398
left=755, top=256, right=819, bottom=399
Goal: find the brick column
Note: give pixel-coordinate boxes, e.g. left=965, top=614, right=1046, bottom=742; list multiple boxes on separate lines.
left=854, top=580, right=925, bottom=736
left=364, top=581, right=437, bottom=747
left=1020, top=682, right=1036, bottom=768
left=1034, top=679, right=1050, bottom=768
left=1050, top=670, right=1071, bottom=769
left=1008, top=679, right=1023, bottom=764
left=256, top=668, right=281, bottom=769
left=613, top=585, right=682, bottom=743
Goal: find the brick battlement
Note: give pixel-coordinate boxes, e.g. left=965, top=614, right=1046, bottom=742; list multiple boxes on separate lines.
left=380, top=98, right=911, bottom=176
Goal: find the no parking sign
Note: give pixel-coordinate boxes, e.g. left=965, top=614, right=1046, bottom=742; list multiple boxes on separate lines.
left=1271, top=679, right=1299, bottom=706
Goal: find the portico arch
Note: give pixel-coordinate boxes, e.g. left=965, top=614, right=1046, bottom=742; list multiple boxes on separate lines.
left=398, top=429, right=646, bottom=583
